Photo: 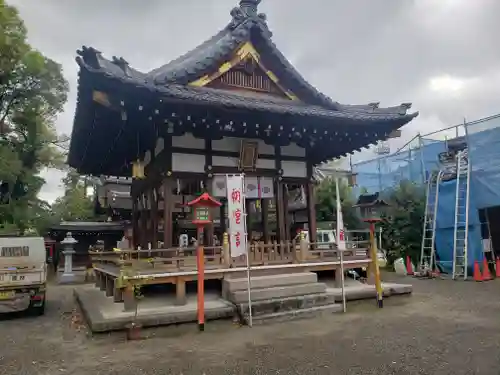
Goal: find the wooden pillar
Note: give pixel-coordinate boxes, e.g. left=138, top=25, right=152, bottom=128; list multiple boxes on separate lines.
left=141, top=194, right=148, bottom=248
left=204, top=138, right=214, bottom=246
left=220, top=201, right=227, bottom=234
left=113, top=280, right=124, bottom=303
left=205, top=178, right=214, bottom=246
left=150, top=187, right=158, bottom=248
left=305, top=181, right=317, bottom=245
left=283, top=184, right=290, bottom=241
left=123, top=284, right=135, bottom=312
left=163, top=178, right=173, bottom=249
left=175, top=277, right=187, bottom=305
left=274, top=144, right=286, bottom=243
left=275, top=178, right=286, bottom=243
left=261, top=199, right=270, bottom=243
left=99, top=274, right=106, bottom=291
left=132, top=196, right=139, bottom=249
left=105, top=277, right=114, bottom=297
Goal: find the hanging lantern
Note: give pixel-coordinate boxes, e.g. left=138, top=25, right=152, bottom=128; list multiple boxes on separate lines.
left=132, top=159, right=145, bottom=179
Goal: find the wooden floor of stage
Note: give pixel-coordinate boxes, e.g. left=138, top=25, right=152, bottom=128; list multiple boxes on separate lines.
left=89, top=244, right=371, bottom=275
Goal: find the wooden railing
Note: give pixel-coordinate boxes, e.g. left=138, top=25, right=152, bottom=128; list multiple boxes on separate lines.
left=89, top=240, right=371, bottom=273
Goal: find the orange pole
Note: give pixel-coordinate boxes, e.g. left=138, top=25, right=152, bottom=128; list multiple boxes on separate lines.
left=196, top=225, right=205, bottom=331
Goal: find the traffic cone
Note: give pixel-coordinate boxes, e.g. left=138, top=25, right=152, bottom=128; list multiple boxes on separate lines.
left=406, top=256, right=414, bottom=276
left=473, top=260, right=482, bottom=282
left=496, top=257, right=500, bottom=278
left=482, top=258, right=492, bottom=281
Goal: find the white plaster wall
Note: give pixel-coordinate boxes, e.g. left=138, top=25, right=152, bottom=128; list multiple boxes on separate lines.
left=281, top=143, right=306, bottom=157
left=256, top=158, right=275, bottom=169
left=172, top=134, right=205, bottom=149
left=212, top=156, right=239, bottom=168
left=282, top=160, right=307, bottom=178
left=172, top=153, right=205, bottom=173
left=212, top=137, right=274, bottom=155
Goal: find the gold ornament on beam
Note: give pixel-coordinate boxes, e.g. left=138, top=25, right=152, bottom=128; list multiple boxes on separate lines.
left=132, top=160, right=145, bottom=179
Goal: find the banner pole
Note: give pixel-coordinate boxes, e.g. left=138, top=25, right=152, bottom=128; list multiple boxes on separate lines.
left=335, top=176, right=346, bottom=313
left=241, top=173, right=253, bottom=327
left=340, top=247, right=346, bottom=313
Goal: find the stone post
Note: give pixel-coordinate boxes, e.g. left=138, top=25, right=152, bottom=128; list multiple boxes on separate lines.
left=59, top=232, right=78, bottom=284
left=299, top=232, right=308, bottom=262
left=222, top=232, right=231, bottom=267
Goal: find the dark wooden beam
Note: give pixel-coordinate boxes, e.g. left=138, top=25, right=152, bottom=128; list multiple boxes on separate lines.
left=274, top=145, right=286, bottom=242
left=131, top=195, right=139, bottom=249
left=261, top=198, right=270, bottom=243
left=163, top=178, right=173, bottom=248
left=305, top=182, right=317, bottom=245
left=169, top=146, right=305, bottom=162
left=205, top=138, right=214, bottom=246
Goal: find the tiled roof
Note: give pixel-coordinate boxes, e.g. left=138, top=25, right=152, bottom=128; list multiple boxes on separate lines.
left=77, top=55, right=417, bottom=125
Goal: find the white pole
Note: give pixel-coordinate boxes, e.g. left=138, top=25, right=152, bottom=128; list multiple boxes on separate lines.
left=245, top=251, right=253, bottom=327
left=335, top=177, right=346, bottom=312
left=240, top=173, right=253, bottom=327
left=340, top=248, right=346, bottom=313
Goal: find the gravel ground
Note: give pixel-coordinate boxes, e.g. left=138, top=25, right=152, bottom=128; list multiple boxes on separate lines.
left=1, top=275, right=499, bottom=375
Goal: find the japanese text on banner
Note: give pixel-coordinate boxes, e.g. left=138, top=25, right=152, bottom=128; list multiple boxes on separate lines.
left=226, top=175, right=247, bottom=258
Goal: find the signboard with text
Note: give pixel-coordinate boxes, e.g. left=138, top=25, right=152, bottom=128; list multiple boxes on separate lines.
left=226, top=175, right=247, bottom=258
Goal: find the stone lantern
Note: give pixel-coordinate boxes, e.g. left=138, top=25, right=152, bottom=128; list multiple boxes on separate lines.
left=59, top=232, right=78, bottom=284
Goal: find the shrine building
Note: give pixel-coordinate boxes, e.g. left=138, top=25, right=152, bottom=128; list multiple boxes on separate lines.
left=68, top=0, right=418, bottom=252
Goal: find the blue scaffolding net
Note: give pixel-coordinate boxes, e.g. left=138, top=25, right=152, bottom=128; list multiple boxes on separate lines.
left=352, top=114, right=500, bottom=272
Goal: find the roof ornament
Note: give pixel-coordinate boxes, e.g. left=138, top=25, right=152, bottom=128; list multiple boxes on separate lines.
left=111, top=56, right=130, bottom=77
left=400, top=103, right=412, bottom=114
left=76, top=46, right=102, bottom=69
left=239, top=0, right=260, bottom=16
left=229, top=0, right=268, bottom=30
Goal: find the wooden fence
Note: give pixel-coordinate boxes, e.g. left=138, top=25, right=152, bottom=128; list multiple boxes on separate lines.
left=89, top=240, right=370, bottom=273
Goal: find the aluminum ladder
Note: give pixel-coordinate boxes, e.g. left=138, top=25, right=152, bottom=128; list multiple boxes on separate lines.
left=452, top=149, right=471, bottom=280
left=420, top=170, right=443, bottom=271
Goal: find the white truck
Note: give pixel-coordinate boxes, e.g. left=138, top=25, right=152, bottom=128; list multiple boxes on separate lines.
left=0, top=236, right=47, bottom=315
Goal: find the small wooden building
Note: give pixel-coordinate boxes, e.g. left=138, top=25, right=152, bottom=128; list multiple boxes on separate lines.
left=68, top=0, right=417, bottom=252
left=354, top=193, right=390, bottom=219
left=47, top=221, right=126, bottom=268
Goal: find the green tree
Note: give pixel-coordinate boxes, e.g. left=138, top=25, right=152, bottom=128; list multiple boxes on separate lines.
left=0, top=0, right=69, bottom=233
left=315, top=176, right=361, bottom=229
left=379, top=180, right=426, bottom=266
left=51, top=169, right=94, bottom=221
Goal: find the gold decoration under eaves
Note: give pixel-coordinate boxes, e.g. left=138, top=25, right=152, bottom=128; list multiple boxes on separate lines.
left=239, top=140, right=258, bottom=171
left=189, top=41, right=298, bottom=101
left=132, top=160, right=145, bottom=179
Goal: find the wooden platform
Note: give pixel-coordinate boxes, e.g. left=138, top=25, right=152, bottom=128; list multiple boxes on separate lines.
left=89, top=241, right=372, bottom=308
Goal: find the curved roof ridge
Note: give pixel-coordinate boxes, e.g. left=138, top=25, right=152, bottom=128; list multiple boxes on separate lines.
left=145, top=25, right=237, bottom=84
left=76, top=45, right=416, bottom=118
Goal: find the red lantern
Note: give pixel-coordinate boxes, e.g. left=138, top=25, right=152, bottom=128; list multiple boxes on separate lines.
left=186, top=192, right=221, bottom=332
left=187, top=192, right=222, bottom=226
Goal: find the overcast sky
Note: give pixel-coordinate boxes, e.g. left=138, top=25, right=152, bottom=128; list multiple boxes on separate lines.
left=7, top=0, right=499, bottom=203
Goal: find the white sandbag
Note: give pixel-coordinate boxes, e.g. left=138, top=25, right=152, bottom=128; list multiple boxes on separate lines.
left=394, top=257, right=407, bottom=275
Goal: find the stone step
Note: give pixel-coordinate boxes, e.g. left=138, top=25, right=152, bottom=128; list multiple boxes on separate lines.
left=223, top=272, right=318, bottom=293
left=244, top=304, right=343, bottom=325
left=327, top=283, right=413, bottom=302
left=237, top=293, right=336, bottom=316
left=224, top=268, right=309, bottom=279
left=228, top=282, right=327, bottom=304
